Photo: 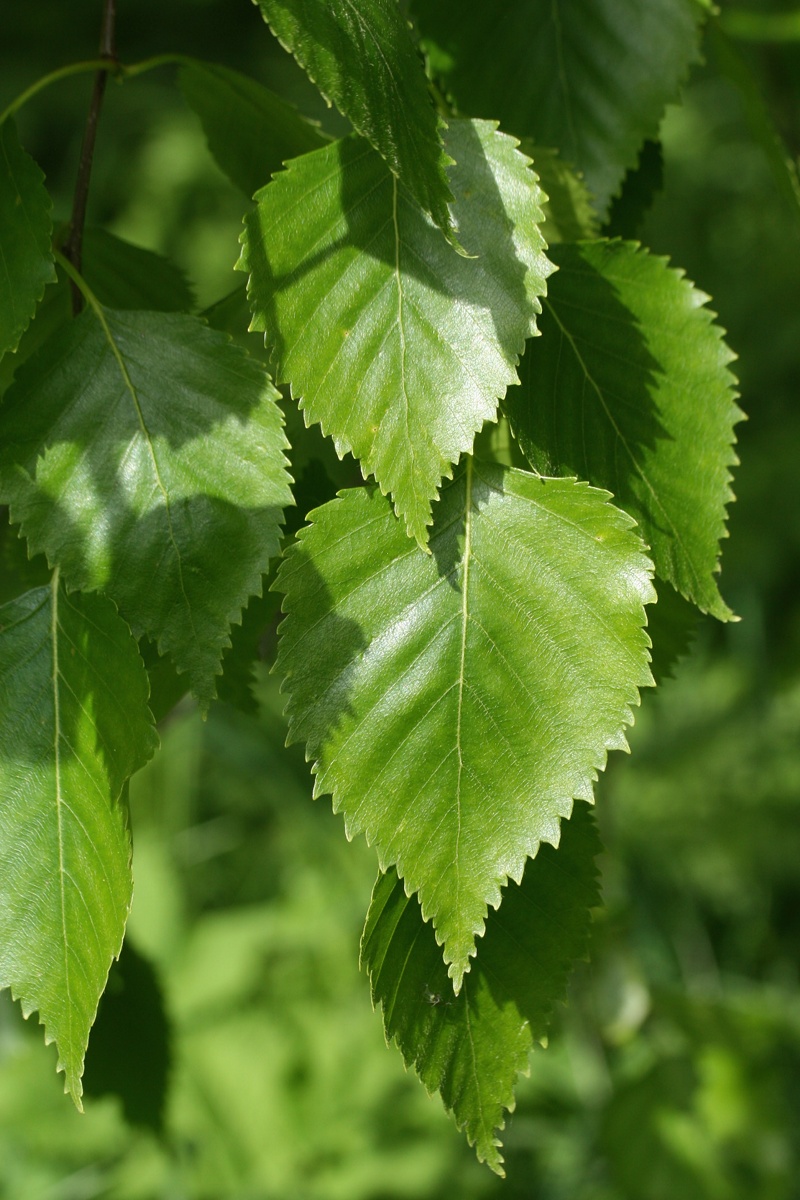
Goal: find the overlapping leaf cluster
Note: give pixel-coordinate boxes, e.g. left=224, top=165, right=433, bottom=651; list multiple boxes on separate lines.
left=0, top=0, right=743, bottom=1171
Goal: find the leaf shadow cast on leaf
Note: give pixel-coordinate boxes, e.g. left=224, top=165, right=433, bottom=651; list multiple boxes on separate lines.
left=242, top=120, right=537, bottom=390
left=274, top=530, right=369, bottom=800
left=507, top=241, right=676, bottom=546
left=362, top=800, right=602, bottom=1171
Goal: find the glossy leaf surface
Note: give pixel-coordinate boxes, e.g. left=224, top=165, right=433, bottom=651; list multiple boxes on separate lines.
left=276, top=461, right=653, bottom=986
left=253, top=0, right=455, bottom=238
left=0, top=308, right=293, bottom=705
left=241, top=119, right=552, bottom=545
left=0, top=118, right=56, bottom=357
left=362, top=801, right=600, bottom=1174
left=506, top=239, right=742, bottom=618
left=416, top=0, right=703, bottom=216
left=180, top=59, right=327, bottom=197
left=0, top=580, right=157, bottom=1104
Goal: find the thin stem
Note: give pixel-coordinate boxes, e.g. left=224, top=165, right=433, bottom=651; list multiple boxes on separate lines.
left=0, top=53, right=190, bottom=127
left=54, top=248, right=104, bottom=317
left=0, top=61, right=112, bottom=126
left=63, top=0, right=119, bottom=315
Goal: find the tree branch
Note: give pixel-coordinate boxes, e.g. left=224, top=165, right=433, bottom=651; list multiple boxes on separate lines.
left=63, top=0, right=118, bottom=315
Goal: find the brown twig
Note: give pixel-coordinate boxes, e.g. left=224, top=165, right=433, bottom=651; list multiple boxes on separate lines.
left=63, top=0, right=118, bottom=314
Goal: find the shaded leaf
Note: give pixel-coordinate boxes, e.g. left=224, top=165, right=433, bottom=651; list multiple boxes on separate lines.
left=253, top=0, right=455, bottom=239
left=83, top=937, right=171, bottom=1132
left=416, top=0, right=703, bottom=217
left=0, top=236, right=193, bottom=398
left=240, top=119, right=552, bottom=545
left=605, top=140, right=664, bottom=240
left=362, top=801, right=601, bottom=1174
left=180, top=59, right=328, bottom=197
left=0, top=118, right=56, bottom=357
left=275, top=461, right=653, bottom=986
left=81, top=228, right=196, bottom=312
left=528, top=144, right=599, bottom=244
left=0, top=308, right=293, bottom=706
left=506, top=239, right=742, bottom=619
left=709, top=23, right=800, bottom=223
left=0, top=579, right=157, bottom=1104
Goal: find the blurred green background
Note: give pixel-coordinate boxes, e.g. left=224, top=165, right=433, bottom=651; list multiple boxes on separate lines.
left=1, top=2, right=800, bottom=1196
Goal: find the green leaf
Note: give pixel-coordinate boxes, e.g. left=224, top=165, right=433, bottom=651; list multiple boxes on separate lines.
left=415, top=0, right=703, bottom=217
left=240, top=119, right=552, bottom=545
left=0, top=578, right=157, bottom=1104
left=0, top=308, right=293, bottom=706
left=709, top=24, right=800, bottom=223
left=361, top=801, right=601, bottom=1174
left=275, top=461, right=653, bottom=986
left=528, top=144, right=599, bottom=244
left=180, top=59, right=328, bottom=197
left=505, top=239, right=742, bottom=619
left=0, top=118, right=56, bottom=357
left=81, top=228, right=196, bottom=312
left=0, top=236, right=193, bottom=398
left=253, top=0, right=456, bottom=240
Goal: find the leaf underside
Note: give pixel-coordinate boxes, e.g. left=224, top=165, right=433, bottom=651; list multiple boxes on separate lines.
left=506, top=239, right=742, bottom=619
left=0, top=309, right=293, bottom=705
left=276, top=460, right=654, bottom=986
left=415, top=0, right=703, bottom=217
left=0, top=118, right=56, bottom=357
left=253, top=0, right=456, bottom=239
left=0, top=581, right=157, bottom=1104
left=362, top=801, right=601, bottom=1175
left=240, top=118, right=552, bottom=545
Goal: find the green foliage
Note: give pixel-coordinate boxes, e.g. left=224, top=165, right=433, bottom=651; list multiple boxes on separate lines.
left=253, top=0, right=457, bottom=241
left=0, top=579, right=156, bottom=1103
left=6, top=0, right=797, bottom=1182
left=505, top=238, right=742, bottom=618
left=0, top=119, right=55, bottom=357
left=276, top=463, right=652, bottom=985
left=362, top=802, right=601, bottom=1173
left=240, top=119, right=552, bottom=544
left=414, top=0, right=704, bottom=216
left=0, top=304, right=293, bottom=704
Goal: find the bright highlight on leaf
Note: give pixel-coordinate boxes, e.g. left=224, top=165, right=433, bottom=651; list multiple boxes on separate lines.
left=252, top=0, right=456, bottom=240
left=180, top=59, right=328, bottom=197
left=240, top=119, right=553, bottom=545
left=275, top=460, right=654, bottom=987
left=506, top=239, right=743, bottom=619
left=415, top=0, right=703, bottom=217
left=362, top=801, right=601, bottom=1175
left=0, top=579, right=157, bottom=1105
left=0, top=118, right=56, bottom=358
left=0, top=309, right=293, bottom=706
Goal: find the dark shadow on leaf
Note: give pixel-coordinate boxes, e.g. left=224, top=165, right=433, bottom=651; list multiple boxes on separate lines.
left=506, top=241, right=675, bottom=544
left=242, top=119, right=536, bottom=398
left=361, top=801, right=601, bottom=1139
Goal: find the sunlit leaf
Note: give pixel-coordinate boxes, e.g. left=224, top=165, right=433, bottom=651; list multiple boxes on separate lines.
left=0, top=579, right=157, bottom=1104
left=253, top=0, right=456, bottom=239
left=362, top=802, right=601, bottom=1174
left=275, top=461, right=653, bottom=986
left=240, top=119, right=552, bottom=545
left=0, top=308, right=293, bottom=705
